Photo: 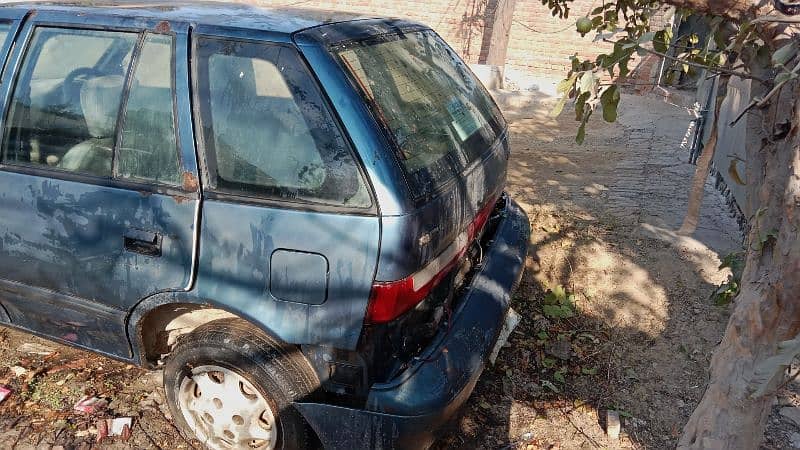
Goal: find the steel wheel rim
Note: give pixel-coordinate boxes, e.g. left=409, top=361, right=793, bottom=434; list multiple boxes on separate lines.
left=177, top=365, right=277, bottom=450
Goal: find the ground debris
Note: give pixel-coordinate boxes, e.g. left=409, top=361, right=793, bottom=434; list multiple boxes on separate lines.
left=0, top=386, right=10, bottom=404
left=17, top=342, right=55, bottom=356
left=74, top=396, right=109, bottom=414
left=605, top=410, right=621, bottom=440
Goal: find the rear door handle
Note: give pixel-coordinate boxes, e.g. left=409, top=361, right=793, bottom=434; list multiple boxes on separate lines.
left=124, top=229, right=162, bottom=257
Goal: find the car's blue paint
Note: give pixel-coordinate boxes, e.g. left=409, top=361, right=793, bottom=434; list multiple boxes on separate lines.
left=0, top=3, right=531, bottom=447
left=0, top=11, right=200, bottom=359
left=0, top=277, right=129, bottom=355
left=375, top=133, right=510, bottom=281
left=296, top=197, right=531, bottom=450
left=193, top=200, right=379, bottom=349
left=270, top=250, right=330, bottom=305
left=5, top=1, right=372, bottom=35
left=0, top=172, right=197, bottom=311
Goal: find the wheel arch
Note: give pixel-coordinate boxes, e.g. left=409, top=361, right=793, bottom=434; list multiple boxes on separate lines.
left=126, top=292, right=285, bottom=367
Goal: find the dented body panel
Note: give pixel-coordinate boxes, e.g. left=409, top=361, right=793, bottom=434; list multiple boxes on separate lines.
left=193, top=200, right=379, bottom=349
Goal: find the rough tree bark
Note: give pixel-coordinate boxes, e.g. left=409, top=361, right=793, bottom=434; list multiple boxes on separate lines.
left=678, top=75, right=800, bottom=449
left=656, top=1, right=800, bottom=448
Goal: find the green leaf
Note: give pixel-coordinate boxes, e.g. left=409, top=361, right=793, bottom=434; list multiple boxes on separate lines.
left=600, top=84, right=620, bottom=123
left=574, top=92, right=589, bottom=122
left=581, top=367, right=598, bottom=375
left=578, top=71, right=597, bottom=94
left=542, top=357, right=557, bottom=368
left=554, top=370, right=566, bottom=383
left=773, top=41, right=798, bottom=67
left=550, top=94, right=568, bottom=118
left=542, top=380, right=560, bottom=393
left=536, top=331, right=550, bottom=340
left=576, top=120, right=587, bottom=145
left=638, top=31, right=655, bottom=44
left=557, top=74, right=577, bottom=93
left=653, top=30, right=669, bottom=53
left=775, top=71, right=798, bottom=85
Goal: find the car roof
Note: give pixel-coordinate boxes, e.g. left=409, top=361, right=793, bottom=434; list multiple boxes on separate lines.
left=0, top=1, right=377, bottom=35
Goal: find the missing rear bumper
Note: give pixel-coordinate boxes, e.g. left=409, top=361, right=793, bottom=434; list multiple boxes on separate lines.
left=295, top=195, right=530, bottom=449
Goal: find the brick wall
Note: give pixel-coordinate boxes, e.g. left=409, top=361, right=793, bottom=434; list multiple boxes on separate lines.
left=242, top=0, right=490, bottom=63
left=240, top=0, right=674, bottom=78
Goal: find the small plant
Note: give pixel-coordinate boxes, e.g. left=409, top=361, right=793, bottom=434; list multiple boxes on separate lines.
left=711, top=252, right=745, bottom=305
left=542, top=284, right=576, bottom=319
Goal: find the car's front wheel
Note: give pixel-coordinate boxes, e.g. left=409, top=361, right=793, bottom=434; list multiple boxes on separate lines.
left=163, top=318, right=319, bottom=450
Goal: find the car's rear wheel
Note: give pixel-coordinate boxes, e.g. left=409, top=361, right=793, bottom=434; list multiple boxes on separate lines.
left=163, top=318, right=319, bottom=450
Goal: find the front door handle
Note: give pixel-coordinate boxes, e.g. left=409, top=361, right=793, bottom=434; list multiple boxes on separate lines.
left=124, top=229, right=162, bottom=257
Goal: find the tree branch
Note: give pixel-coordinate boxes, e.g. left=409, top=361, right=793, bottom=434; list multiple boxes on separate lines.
left=602, top=38, right=767, bottom=83
left=657, top=0, right=758, bottom=22
left=730, top=58, right=800, bottom=126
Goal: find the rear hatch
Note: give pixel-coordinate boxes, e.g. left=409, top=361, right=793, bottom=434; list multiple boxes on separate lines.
left=329, top=27, right=510, bottom=381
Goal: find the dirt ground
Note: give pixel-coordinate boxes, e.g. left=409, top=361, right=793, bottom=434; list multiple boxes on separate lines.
left=0, top=90, right=798, bottom=449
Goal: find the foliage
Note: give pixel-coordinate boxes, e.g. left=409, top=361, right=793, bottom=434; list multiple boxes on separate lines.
left=542, top=284, right=576, bottom=319
left=711, top=252, right=744, bottom=305
left=544, top=0, right=796, bottom=144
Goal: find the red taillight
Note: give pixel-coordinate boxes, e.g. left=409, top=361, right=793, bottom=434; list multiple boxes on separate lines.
left=365, top=195, right=499, bottom=324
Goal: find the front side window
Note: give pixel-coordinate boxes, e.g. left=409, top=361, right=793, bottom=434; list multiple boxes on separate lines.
left=195, top=37, right=370, bottom=208
left=3, top=28, right=138, bottom=177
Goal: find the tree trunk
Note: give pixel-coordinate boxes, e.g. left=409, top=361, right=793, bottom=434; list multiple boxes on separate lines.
left=678, top=76, right=800, bottom=448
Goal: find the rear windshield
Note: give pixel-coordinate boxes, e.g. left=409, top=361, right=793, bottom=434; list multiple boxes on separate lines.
left=334, top=30, right=506, bottom=196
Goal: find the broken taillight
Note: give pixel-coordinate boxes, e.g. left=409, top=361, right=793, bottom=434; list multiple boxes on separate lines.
left=365, top=195, right=499, bottom=324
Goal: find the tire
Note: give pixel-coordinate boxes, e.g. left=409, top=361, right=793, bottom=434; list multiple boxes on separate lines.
left=163, top=318, right=320, bottom=450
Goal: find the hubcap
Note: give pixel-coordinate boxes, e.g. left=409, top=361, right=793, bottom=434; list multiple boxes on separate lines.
left=177, top=365, right=277, bottom=450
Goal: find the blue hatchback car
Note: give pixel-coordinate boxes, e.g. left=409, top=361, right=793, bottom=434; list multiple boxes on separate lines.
left=0, top=2, right=530, bottom=449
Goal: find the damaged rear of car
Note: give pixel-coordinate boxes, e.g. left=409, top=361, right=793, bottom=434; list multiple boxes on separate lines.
left=292, top=20, right=530, bottom=449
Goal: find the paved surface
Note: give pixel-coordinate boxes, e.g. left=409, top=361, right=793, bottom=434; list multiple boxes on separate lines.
left=494, top=88, right=743, bottom=256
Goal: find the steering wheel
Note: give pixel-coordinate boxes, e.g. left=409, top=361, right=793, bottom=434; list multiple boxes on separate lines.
left=61, top=67, right=104, bottom=104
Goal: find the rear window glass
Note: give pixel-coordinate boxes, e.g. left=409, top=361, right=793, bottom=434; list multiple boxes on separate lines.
left=335, top=30, right=506, bottom=196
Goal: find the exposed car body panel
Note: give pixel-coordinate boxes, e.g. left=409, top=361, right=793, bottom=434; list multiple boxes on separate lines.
left=194, top=200, right=380, bottom=349
left=3, top=1, right=373, bottom=35
left=297, top=198, right=530, bottom=449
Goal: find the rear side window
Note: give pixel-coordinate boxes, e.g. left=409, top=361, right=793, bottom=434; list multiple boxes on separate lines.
left=194, top=37, right=370, bottom=208
left=2, top=28, right=138, bottom=177
left=117, top=33, right=181, bottom=185
left=0, top=21, right=14, bottom=59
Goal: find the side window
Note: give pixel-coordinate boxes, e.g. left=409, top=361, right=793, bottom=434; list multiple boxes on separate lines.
left=2, top=28, right=137, bottom=177
left=117, top=33, right=181, bottom=185
left=195, top=37, right=370, bottom=208
left=0, top=21, right=14, bottom=61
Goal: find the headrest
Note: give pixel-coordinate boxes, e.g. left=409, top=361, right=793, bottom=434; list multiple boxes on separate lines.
left=80, top=75, right=125, bottom=138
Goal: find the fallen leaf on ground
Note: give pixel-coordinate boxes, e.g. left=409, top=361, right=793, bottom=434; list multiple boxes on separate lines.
left=74, top=395, right=108, bottom=414
left=0, top=386, right=10, bottom=403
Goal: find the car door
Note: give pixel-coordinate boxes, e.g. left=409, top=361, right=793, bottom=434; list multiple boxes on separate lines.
left=0, top=15, right=199, bottom=358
